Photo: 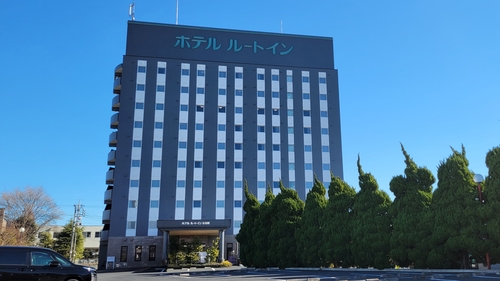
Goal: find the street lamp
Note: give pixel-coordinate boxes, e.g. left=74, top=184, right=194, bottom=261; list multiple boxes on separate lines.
left=19, top=227, right=25, bottom=245
left=473, top=174, right=490, bottom=270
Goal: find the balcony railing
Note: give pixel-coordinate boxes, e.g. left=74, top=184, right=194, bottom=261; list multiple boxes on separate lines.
left=112, top=95, right=120, bottom=111
left=107, top=150, right=116, bottom=166
left=102, top=209, right=111, bottom=224
left=109, top=132, right=117, bottom=147
left=106, top=169, right=114, bottom=185
left=104, top=189, right=112, bottom=204
left=110, top=113, right=119, bottom=129
left=100, top=230, right=109, bottom=241
left=113, top=77, right=121, bottom=94
left=114, top=64, right=122, bottom=77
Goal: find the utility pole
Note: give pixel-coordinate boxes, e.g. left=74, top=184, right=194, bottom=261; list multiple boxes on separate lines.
left=69, top=201, right=85, bottom=262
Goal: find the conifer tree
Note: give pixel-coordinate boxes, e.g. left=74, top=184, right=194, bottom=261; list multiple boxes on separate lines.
left=388, top=144, right=434, bottom=268
left=267, top=181, right=304, bottom=268
left=253, top=185, right=275, bottom=268
left=296, top=175, right=327, bottom=266
left=236, top=181, right=260, bottom=267
left=483, top=146, right=500, bottom=263
left=322, top=174, right=356, bottom=268
left=351, top=156, right=392, bottom=269
left=427, top=146, right=479, bottom=269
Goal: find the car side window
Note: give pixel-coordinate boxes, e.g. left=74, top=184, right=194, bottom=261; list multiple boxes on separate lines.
left=31, top=251, right=54, bottom=266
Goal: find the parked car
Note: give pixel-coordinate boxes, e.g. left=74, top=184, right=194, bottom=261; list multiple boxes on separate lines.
left=0, top=246, right=97, bottom=281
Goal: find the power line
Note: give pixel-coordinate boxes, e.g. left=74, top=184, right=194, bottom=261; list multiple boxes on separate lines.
left=69, top=201, right=85, bottom=262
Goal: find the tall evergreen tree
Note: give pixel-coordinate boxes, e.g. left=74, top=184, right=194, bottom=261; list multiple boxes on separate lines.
left=53, top=220, right=84, bottom=261
left=236, top=180, right=260, bottom=267
left=483, top=146, right=500, bottom=263
left=388, top=144, right=434, bottom=268
left=267, top=181, right=304, bottom=269
left=351, top=156, right=392, bottom=269
left=296, top=175, right=327, bottom=267
left=427, top=146, right=479, bottom=269
left=253, top=185, right=275, bottom=268
left=322, top=174, right=356, bottom=268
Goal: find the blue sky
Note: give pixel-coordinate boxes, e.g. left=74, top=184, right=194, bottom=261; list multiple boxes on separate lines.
left=1, top=1, right=499, bottom=225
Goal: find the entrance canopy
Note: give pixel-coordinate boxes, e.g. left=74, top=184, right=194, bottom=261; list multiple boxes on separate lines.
left=157, top=219, right=232, bottom=236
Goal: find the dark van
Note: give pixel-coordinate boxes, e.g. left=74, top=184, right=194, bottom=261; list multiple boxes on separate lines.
left=0, top=246, right=97, bottom=281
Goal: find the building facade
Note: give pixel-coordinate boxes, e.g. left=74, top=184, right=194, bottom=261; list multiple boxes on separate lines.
left=100, top=21, right=343, bottom=268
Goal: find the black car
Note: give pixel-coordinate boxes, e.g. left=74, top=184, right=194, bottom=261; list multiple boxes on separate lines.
left=0, top=246, right=97, bottom=281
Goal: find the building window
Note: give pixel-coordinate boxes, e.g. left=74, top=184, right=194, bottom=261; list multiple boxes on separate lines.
left=257, top=90, right=265, bottom=97
left=235, top=107, right=243, bottom=114
left=195, top=142, right=203, bottom=149
left=235, top=143, right=242, bottom=150
left=273, top=162, right=281, bottom=169
left=235, top=125, right=242, bottom=132
left=137, top=84, right=145, bottom=91
left=138, top=66, right=146, bottom=73
left=217, top=162, right=225, bottom=168
left=287, top=110, right=293, bottom=116
left=257, top=144, right=265, bottom=151
left=273, top=144, right=280, bottom=151
left=322, top=146, right=329, bottom=152
left=234, top=201, right=242, bottom=208
left=197, top=105, right=204, bottom=112
left=154, top=141, right=162, bottom=148
left=134, top=246, right=142, bottom=261
left=177, top=180, right=186, bottom=188
left=289, top=163, right=295, bottom=170
left=158, top=67, right=166, bottom=74
left=235, top=162, right=242, bottom=169
left=272, top=127, right=280, bottom=133
left=130, top=180, right=139, bottom=187
left=149, top=245, right=156, bottom=261
left=217, top=143, right=225, bottom=149
left=235, top=89, right=243, bottom=96
left=197, top=69, right=205, bottom=76
left=195, top=123, right=204, bottom=130
left=180, top=104, right=188, bottom=111
left=320, top=111, right=328, bottom=117
left=181, top=69, right=189, bottom=76
left=234, top=220, right=242, bottom=228
left=258, top=181, right=265, bottom=189
left=257, top=108, right=265, bottom=115
left=319, top=77, right=326, bottom=83
left=288, top=145, right=294, bottom=152
left=305, top=145, right=312, bottom=152
left=290, top=181, right=295, bottom=188
left=323, top=163, right=330, bottom=170
left=218, top=124, right=226, bottom=131
left=304, top=128, right=311, bottom=134
left=131, top=160, right=140, bottom=167
left=120, top=246, right=128, bottom=262
left=303, top=110, right=311, bottom=117
left=287, top=75, right=293, bottom=82
left=217, top=181, right=225, bottom=188
left=193, top=201, right=201, bottom=208
left=134, top=121, right=143, bottom=128
left=178, top=161, right=186, bottom=168
left=127, top=221, right=136, bottom=229
left=321, top=128, right=328, bottom=134
left=287, top=92, right=293, bottom=99
left=152, top=180, right=160, bottom=188
left=181, top=86, right=189, bottom=93
left=128, top=200, right=137, bottom=208
left=216, top=200, right=224, bottom=207
left=179, top=142, right=187, bottom=148
left=219, top=106, right=226, bottom=113
left=272, top=91, right=279, bottom=98
left=156, top=103, right=164, bottom=110
left=302, top=76, right=309, bottom=83
left=135, top=102, right=144, bottom=109
left=235, top=72, right=243, bottom=79
left=257, top=126, right=265, bottom=132
left=196, top=88, right=205, bottom=94
left=195, top=161, right=203, bottom=168
left=305, top=163, right=313, bottom=170
left=257, top=162, right=265, bottom=169
left=95, top=232, right=101, bottom=238
left=271, top=74, right=279, bottom=81
left=218, top=89, right=226, bottom=95
left=176, top=200, right=184, bottom=208
left=320, top=94, right=327, bottom=100
left=303, top=93, right=310, bottom=100
left=257, top=74, right=264, bottom=80
left=179, top=123, right=187, bottom=130
left=157, top=85, right=165, bottom=92
left=272, top=109, right=279, bottom=115
left=152, top=160, right=161, bottom=168
left=288, top=127, right=294, bottom=134
left=150, top=200, right=159, bottom=208
left=194, top=180, right=202, bottom=188
left=273, top=181, right=280, bottom=189
left=219, top=71, right=226, bottom=78
left=155, top=122, right=163, bottom=129
left=83, top=231, right=91, bottom=238
left=234, top=181, right=243, bottom=188
left=133, top=140, right=141, bottom=148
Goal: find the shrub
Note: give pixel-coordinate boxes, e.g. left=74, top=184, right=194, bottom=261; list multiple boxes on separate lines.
left=221, top=260, right=232, bottom=267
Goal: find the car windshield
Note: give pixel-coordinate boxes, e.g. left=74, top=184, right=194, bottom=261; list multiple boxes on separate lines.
left=51, top=252, right=73, bottom=266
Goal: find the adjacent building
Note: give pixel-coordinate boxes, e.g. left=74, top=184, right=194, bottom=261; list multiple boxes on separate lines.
left=100, top=20, right=343, bottom=268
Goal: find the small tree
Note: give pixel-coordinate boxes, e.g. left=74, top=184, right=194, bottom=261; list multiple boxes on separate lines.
left=206, top=237, right=219, bottom=264
left=53, top=220, right=84, bottom=261
left=236, top=181, right=260, bottom=266
left=38, top=232, right=55, bottom=249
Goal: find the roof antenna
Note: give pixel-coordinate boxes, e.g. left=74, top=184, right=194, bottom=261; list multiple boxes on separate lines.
left=176, top=0, right=179, bottom=25
left=280, top=20, right=283, bottom=33
left=129, top=2, right=135, bottom=21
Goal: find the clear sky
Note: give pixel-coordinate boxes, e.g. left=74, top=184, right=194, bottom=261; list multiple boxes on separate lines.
left=1, top=1, right=499, bottom=226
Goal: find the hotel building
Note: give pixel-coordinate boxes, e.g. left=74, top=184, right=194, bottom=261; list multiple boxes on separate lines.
left=100, top=20, right=343, bottom=268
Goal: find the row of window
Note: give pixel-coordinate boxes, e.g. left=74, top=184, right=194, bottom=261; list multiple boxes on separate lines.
left=129, top=199, right=244, bottom=209
left=120, top=245, right=156, bottom=262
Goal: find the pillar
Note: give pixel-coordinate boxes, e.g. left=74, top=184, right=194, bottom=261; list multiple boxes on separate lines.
left=162, top=230, right=170, bottom=264
left=218, top=229, right=225, bottom=262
